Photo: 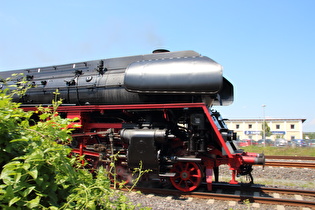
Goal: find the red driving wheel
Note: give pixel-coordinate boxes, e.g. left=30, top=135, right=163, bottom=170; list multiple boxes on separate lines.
left=117, top=165, right=133, bottom=184
left=170, top=162, right=203, bottom=192
left=110, top=165, right=132, bottom=185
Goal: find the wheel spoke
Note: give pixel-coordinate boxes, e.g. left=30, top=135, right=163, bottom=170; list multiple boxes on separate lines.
left=189, top=178, right=197, bottom=185
left=184, top=162, right=189, bottom=171
left=189, top=167, right=196, bottom=172
left=173, top=175, right=181, bottom=179
left=185, top=181, right=189, bottom=189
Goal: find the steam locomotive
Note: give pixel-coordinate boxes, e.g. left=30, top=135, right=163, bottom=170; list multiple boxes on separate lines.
left=0, top=50, right=264, bottom=192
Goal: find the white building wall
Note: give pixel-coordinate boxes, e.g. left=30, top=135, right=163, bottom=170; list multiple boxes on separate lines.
left=225, top=119, right=305, bottom=141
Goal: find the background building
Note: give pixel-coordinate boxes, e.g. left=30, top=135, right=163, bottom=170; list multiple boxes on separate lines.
left=225, top=119, right=306, bottom=141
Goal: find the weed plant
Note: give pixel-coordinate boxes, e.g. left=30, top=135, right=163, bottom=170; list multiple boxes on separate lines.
left=0, top=75, right=147, bottom=209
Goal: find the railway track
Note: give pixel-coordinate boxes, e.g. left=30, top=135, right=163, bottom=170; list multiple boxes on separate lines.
left=125, top=156, right=315, bottom=208
left=119, top=156, right=315, bottom=209
left=265, top=155, right=315, bottom=169
left=133, top=184, right=315, bottom=209
left=265, top=161, right=315, bottom=168
left=78, top=137, right=312, bottom=207
left=265, top=155, right=315, bottom=160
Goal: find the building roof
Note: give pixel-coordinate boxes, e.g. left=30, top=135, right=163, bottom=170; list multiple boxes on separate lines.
left=226, top=119, right=306, bottom=123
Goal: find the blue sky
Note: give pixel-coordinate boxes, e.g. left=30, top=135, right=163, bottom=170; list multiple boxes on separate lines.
left=1, top=1, right=315, bottom=131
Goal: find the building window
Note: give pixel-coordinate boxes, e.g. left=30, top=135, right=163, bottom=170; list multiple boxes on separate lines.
left=248, top=124, right=252, bottom=129
left=291, top=136, right=295, bottom=140
left=276, top=124, right=280, bottom=129
left=290, top=124, right=295, bottom=129
left=236, top=124, right=240, bottom=129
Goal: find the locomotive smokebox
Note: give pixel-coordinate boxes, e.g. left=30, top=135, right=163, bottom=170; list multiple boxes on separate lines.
left=124, top=56, right=223, bottom=94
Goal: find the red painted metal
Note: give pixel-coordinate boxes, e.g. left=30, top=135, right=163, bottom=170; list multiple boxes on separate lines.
left=202, top=157, right=215, bottom=191
left=20, top=102, right=263, bottom=192
left=201, top=106, right=233, bottom=158
left=72, top=148, right=100, bottom=157
left=170, top=162, right=203, bottom=192
left=229, top=170, right=239, bottom=184
left=84, top=123, right=122, bottom=130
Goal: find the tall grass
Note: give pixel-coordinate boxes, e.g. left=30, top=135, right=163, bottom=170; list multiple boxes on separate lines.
left=242, top=146, right=315, bottom=157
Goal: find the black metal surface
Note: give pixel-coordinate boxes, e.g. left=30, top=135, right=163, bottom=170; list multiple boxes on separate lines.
left=0, top=50, right=233, bottom=106
left=120, top=129, right=167, bottom=170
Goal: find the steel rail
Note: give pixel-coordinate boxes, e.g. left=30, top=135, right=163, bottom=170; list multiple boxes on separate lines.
left=265, top=155, right=315, bottom=160
left=211, top=183, right=315, bottom=196
left=265, top=161, right=315, bottom=169
left=133, top=187, right=315, bottom=208
left=257, top=186, right=315, bottom=196
left=185, top=192, right=315, bottom=208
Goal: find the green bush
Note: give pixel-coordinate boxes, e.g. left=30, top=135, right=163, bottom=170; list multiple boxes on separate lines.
left=0, top=76, right=142, bottom=209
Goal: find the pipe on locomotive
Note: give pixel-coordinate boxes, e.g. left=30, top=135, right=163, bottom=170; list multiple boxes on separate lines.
left=241, top=152, right=265, bottom=165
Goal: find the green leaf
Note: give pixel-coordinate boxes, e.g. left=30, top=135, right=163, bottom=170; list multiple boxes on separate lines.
left=5, top=185, right=14, bottom=198
left=14, top=172, right=22, bottom=184
left=9, top=196, right=21, bottom=206
left=28, top=168, right=38, bottom=180
left=23, top=186, right=36, bottom=197
left=87, top=200, right=96, bottom=209
left=35, top=177, right=44, bottom=186
left=2, top=161, right=23, bottom=170
left=26, top=195, right=41, bottom=209
left=0, top=162, right=22, bottom=185
left=39, top=113, right=50, bottom=120
left=22, top=162, right=31, bottom=171
left=10, top=138, right=29, bottom=143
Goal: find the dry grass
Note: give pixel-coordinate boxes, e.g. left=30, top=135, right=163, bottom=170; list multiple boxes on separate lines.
left=241, top=146, right=315, bottom=157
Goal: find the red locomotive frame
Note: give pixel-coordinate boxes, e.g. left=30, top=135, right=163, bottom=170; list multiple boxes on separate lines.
left=24, top=102, right=264, bottom=192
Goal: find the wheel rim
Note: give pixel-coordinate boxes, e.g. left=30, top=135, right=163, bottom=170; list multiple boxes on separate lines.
left=170, top=162, right=202, bottom=192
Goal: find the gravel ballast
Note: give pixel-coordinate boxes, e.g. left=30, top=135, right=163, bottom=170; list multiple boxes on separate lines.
left=124, top=165, right=315, bottom=210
